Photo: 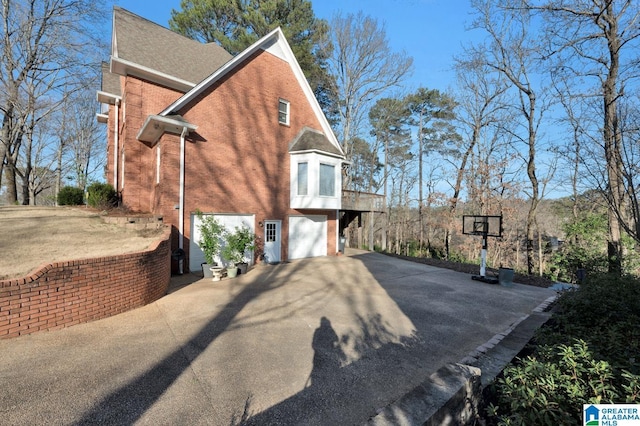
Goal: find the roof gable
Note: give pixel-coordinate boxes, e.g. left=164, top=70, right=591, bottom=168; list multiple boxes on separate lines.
left=159, top=27, right=344, bottom=158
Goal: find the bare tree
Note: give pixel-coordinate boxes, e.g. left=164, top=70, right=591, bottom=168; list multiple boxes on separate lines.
left=405, top=87, right=459, bottom=256
left=369, top=96, right=412, bottom=251
left=0, top=0, right=108, bottom=204
left=528, top=0, right=640, bottom=273
left=65, top=90, right=106, bottom=192
left=448, top=52, right=510, bottom=259
left=323, top=11, right=413, bottom=176
left=471, top=0, right=555, bottom=275
left=21, top=114, right=58, bottom=205
left=617, top=97, right=640, bottom=244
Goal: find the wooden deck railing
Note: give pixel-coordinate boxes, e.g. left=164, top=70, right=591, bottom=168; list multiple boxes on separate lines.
left=341, top=190, right=385, bottom=212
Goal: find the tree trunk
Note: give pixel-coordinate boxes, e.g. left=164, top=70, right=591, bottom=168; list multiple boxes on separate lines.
left=382, top=137, right=389, bottom=252
left=418, top=109, right=424, bottom=256
left=5, top=161, right=18, bottom=204
left=525, top=97, right=540, bottom=276
left=602, top=9, right=624, bottom=274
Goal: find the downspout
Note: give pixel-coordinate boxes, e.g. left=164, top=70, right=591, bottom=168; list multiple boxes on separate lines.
left=336, top=209, right=340, bottom=254
left=113, top=100, right=120, bottom=190
left=179, top=126, right=188, bottom=274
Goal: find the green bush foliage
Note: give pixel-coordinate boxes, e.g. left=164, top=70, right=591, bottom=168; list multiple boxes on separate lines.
left=488, top=340, right=628, bottom=425
left=57, top=186, right=84, bottom=205
left=487, top=273, right=640, bottom=425
left=539, top=274, right=640, bottom=373
left=196, top=211, right=225, bottom=265
left=549, top=213, right=609, bottom=282
left=222, top=225, right=255, bottom=264
left=86, top=183, right=117, bottom=209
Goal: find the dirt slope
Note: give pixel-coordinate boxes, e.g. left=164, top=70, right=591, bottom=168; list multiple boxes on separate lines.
left=0, top=206, right=165, bottom=280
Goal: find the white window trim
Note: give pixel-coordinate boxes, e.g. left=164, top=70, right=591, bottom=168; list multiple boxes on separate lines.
left=290, top=152, right=342, bottom=210
left=297, top=162, right=308, bottom=196
left=278, top=99, right=290, bottom=125
left=319, top=163, right=336, bottom=197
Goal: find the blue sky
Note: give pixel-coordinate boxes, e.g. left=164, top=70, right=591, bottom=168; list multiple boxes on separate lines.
left=114, top=0, right=481, bottom=92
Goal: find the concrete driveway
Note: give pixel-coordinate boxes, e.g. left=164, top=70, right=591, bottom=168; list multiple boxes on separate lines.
left=0, top=250, right=555, bottom=425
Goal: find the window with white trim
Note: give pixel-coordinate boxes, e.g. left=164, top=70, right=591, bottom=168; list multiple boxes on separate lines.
left=319, top=163, right=335, bottom=196
left=297, top=162, right=308, bottom=195
left=266, top=222, right=277, bottom=242
left=278, top=99, right=290, bottom=125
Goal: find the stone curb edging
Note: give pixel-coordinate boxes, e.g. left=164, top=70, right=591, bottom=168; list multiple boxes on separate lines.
left=365, top=295, right=558, bottom=425
left=459, top=295, right=557, bottom=367
left=366, top=363, right=481, bottom=426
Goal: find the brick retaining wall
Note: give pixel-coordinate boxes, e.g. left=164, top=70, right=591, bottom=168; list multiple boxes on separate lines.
left=0, top=228, right=171, bottom=339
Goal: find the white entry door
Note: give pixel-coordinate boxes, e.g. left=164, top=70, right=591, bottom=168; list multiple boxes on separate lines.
left=263, top=220, right=281, bottom=263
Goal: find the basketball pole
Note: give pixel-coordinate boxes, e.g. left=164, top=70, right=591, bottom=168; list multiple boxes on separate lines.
left=480, top=233, right=487, bottom=278
left=465, top=215, right=502, bottom=284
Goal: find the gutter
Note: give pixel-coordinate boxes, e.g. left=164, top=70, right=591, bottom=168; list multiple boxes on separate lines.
left=114, top=99, right=120, bottom=190
left=179, top=126, right=188, bottom=274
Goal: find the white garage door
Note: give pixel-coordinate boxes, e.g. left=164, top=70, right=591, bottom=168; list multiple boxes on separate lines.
left=190, top=213, right=254, bottom=272
left=288, top=215, right=327, bottom=260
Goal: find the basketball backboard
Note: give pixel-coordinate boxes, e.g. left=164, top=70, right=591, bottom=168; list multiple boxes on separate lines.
left=462, top=215, right=502, bottom=238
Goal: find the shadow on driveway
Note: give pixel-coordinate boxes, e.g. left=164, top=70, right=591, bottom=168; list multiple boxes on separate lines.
left=0, top=251, right=555, bottom=425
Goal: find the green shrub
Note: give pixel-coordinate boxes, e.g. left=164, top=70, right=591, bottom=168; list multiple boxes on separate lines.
left=487, top=273, right=640, bottom=424
left=447, top=250, right=468, bottom=264
left=222, top=225, right=255, bottom=264
left=538, top=273, right=640, bottom=373
left=488, top=340, right=625, bottom=425
left=196, top=211, right=225, bottom=265
left=57, top=186, right=84, bottom=205
left=548, top=213, right=609, bottom=282
left=86, top=182, right=117, bottom=209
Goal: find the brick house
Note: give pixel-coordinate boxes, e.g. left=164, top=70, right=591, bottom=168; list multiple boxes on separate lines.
left=97, top=7, right=346, bottom=273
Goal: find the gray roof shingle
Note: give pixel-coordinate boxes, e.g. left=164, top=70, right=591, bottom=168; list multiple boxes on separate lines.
left=112, top=6, right=232, bottom=84
left=289, top=127, right=343, bottom=157
left=101, top=62, right=121, bottom=96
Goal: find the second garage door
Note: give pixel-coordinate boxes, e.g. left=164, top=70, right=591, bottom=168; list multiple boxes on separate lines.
left=288, top=215, right=327, bottom=260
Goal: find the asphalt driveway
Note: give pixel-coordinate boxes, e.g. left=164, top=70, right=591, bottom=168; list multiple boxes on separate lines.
left=0, top=250, right=555, bottom=425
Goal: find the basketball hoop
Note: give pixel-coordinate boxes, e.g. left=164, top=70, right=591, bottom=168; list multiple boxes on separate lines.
left=462, top=215, right=503, bottom=283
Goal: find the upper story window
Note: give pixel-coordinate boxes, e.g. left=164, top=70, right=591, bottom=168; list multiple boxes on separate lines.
left=297, top=162, right=308, bottom=195
left=278, top=99, right=290, bottom=125
left=319, top=163, right=335, bottom=196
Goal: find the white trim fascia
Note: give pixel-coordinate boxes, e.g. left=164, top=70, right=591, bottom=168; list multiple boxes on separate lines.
left=96, top=113, right=108, bottom=123
left=96, top=90, right=122, bottom=105
left=289, top=149, right=345, bottom=160
left=112, top=10, right=118, bottom=58
left=158, top=28, right=345, bottom=159
left=137, top=114, right=198, bottom=145
left=155, top=115, right=198, bottom=132
left=110, top=57, right=196, bottom=92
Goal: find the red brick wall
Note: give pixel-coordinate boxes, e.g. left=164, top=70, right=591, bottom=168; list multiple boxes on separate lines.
left=175, top=50, right=335, bottom=263
left=119, top=77, right=184, bottom=212
left=0, top=228, right=171, bottom=339
left=112, top=49, right=339, bottom=267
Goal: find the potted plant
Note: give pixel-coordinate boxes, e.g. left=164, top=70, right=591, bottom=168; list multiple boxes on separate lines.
left=196, top=211, right=224, bottom=278
left=222, top=225, right=255, bottom=277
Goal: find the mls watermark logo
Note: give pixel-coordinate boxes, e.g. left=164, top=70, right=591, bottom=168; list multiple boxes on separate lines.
left=584, top=404, right=640, bottom=426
